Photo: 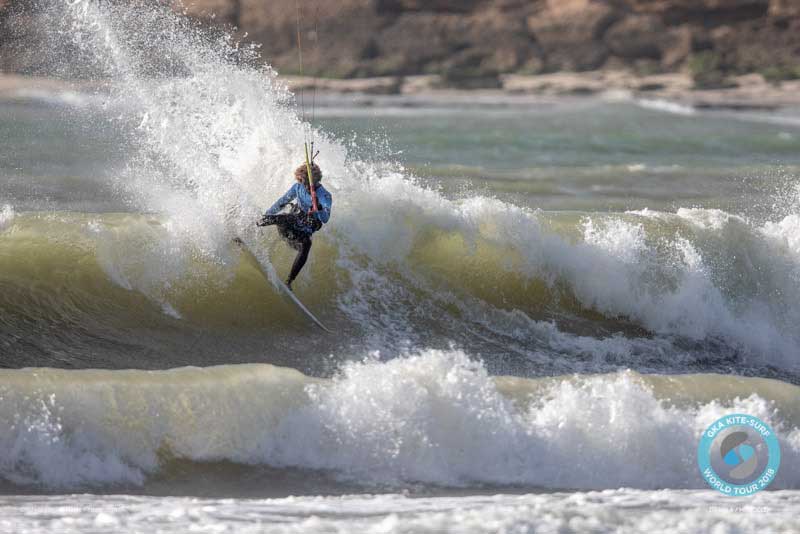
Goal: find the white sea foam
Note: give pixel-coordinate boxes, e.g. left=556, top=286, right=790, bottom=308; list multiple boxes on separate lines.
left=0, top=352, right=797, bottom=490
left=2, top=490, right=799, bottom=534
left=636, top=98, right=696, bottom=116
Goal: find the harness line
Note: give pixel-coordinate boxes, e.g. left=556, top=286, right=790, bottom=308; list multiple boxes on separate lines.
left=295, top=0, right=319, bottom=212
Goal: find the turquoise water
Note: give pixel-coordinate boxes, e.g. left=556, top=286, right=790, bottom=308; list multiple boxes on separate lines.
left=4, top=97, right=800, bottom=216
left=318, top=102, right=800, bottom=213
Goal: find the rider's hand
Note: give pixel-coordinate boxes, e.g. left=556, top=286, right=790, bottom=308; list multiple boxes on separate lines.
left=256, top=216, right=268, bottom=227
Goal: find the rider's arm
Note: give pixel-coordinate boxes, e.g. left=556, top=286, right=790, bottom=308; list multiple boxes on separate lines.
left=265, top=184, right=298, bottom=216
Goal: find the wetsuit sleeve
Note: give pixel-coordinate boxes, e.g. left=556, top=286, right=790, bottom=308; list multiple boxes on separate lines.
left=265, top=185, right=297, bottom=216
left=313, top=190, right=331, bottom=224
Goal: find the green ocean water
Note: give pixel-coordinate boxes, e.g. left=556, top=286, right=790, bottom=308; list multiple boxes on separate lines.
left=4, top=97, right=800, bottom=215
left=317, top=101, right=800, bottom=214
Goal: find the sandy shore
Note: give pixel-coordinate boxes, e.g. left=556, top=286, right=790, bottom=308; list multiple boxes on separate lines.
left=3, top=71, right=800, bottom=110
left=286, top=72, right=800, bottom=110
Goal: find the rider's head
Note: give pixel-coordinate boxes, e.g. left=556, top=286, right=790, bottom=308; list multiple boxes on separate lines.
left=294, top=163, right=322, bottom=187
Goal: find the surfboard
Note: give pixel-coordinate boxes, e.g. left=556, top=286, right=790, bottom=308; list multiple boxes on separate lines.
left=233, top=237, right=332, bottom=333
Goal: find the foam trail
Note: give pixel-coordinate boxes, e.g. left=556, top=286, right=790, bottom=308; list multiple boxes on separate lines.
left=636, top=98, right=696, bottom=116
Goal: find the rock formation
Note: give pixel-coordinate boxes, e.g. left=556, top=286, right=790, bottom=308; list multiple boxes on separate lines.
left=1, top=0, right=799, bottom=87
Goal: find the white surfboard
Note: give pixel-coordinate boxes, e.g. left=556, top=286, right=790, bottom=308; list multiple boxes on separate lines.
left=234, top=237, right=332, bottom=333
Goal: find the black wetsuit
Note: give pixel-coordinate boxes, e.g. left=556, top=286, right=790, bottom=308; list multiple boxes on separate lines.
left=259, top=206, right=316, bottom=284
left=258, top=182, right=332, bottom=286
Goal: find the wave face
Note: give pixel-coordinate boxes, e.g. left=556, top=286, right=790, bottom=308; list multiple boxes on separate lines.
left=0, top=352, right=798, bottom=492
left=2, top=203, right=800, bottom=378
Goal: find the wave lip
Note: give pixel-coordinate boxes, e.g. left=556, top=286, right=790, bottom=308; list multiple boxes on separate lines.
left=1, top=352, right=798, bottom=492
left=4, top=205, right=800, bottom=376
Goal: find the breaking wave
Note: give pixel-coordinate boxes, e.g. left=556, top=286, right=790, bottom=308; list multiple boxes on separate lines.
left=0, top=351, right=798, bottom=491
left=2, top=199, right=800, bottom=377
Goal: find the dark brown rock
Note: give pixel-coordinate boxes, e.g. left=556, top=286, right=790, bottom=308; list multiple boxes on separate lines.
left=236, top=0, right=385, bottom=77
left=177, top=0, right=239, bottom=24
left=605, top=14, right=665, bottom=59
left=376, top=0, right=487, bottom=13
left=769, top=0, right=800, bottom=16
left=1, top=0, right=799, bottom=83
left=527, top=0, right=620, bottom=71
left=372, top=12, right=471, bottom=76
left=661, top=25, right=693, bottom=67
left=624, top=0, right=770, bottom=25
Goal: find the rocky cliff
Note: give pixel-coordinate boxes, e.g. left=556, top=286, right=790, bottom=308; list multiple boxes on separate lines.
left=2, top=0, right=800, bottom=86
left=177, top=0, right=800, bottom=83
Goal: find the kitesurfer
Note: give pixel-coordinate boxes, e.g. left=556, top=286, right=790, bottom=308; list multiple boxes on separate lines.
left=257, top=162, right=332, bottom=289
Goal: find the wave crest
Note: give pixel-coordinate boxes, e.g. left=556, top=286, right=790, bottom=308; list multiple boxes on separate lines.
left=1, top=352, right=798, bottom=491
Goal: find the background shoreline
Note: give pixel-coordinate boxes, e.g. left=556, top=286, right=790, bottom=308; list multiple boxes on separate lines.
left=3, top=71, right=800, bottom=111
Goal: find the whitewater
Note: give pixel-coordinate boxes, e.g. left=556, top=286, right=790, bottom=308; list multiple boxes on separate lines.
left=1, top=0, right=800, bottom=532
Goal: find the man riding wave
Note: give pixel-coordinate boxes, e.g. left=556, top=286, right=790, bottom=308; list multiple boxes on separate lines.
left=257, top=162, right=332, bottom=290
